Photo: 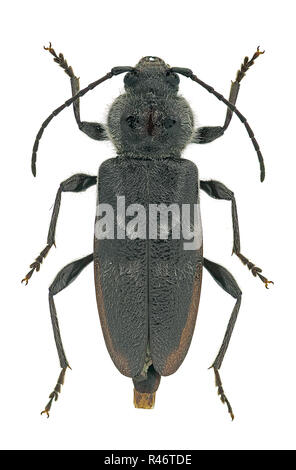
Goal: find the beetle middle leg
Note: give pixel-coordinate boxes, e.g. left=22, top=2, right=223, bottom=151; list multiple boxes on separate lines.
left=44, top=43, right=109, bottom=141
left=22, top=173, right=97, bottom=284
left=41, top=253, right=94, bottom=417
left=203, top=257, right=242, bottom=420
left=200, top=179, right=273, bottom=288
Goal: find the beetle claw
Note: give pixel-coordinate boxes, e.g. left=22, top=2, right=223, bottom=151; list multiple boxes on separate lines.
left=256, top=46, right=265, bottom=56
left=41, top=393, right=56, bottom=418
left=264, top=280, right=274, bottom=289
left=21, top=268, right=34, bottom=285
left=43, top=42, right=53, bottom=52
left=257, top=273, right=274, bottom=289
left=41, top=408, right=50, bottom=418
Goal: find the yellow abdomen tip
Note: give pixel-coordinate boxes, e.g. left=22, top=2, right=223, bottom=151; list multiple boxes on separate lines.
left=134, top=389, right=156, bottom=409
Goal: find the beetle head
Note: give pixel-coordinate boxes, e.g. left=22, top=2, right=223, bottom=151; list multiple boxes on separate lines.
left=124, top=56, right=180, bottom=94
left=107, top=56, right=194, bottom=158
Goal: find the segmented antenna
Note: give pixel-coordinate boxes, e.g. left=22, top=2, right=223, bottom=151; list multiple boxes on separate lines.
left=171, top=54, right=266, bottom=182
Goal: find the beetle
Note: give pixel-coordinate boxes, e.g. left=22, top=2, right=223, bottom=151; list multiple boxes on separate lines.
left=22, top=45, right=272, bottom=419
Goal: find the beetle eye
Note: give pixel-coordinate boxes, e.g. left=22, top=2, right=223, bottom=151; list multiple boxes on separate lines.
left=165, top=71, right=180, bottom=88
left=124, top=70, right=139, bottom=87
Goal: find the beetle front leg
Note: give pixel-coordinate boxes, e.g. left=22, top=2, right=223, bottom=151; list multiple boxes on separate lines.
left=44, top=43, right=109, bottom=141
left=193, top=47, right=264, bottom=144
left=41, top=253, right=93, bottom=417
left=200, top=179, right=273, bottom=288
left=22, top=173, right=97, bottom=284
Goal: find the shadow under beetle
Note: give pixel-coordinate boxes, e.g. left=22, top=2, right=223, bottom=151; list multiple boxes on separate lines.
left=23, top=45, right=273, bottom=419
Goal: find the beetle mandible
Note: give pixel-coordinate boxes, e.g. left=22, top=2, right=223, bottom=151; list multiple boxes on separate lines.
left=23, top=45, right=272, bottom=419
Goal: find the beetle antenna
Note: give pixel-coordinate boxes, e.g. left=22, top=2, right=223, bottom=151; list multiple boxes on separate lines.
left=31, top=65, right=134, bottom=176
left=171, top=66, right=266, bottom=182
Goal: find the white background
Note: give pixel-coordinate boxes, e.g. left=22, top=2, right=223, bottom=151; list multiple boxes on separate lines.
left=1, top=0, right=295, bottom=450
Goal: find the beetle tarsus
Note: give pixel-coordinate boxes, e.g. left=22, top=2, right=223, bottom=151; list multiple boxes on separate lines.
left=235, top=46, right=265, bottom=83
left=236, top=252, right=273, bottom=288
left=22, top=244, right=52, bottom=284
left=212, top=367, right=234, bottom=421
left=21, top=268, right=35, bottom=285
left=44, top=42, right=75, bottom=79
left=41, top=367, right=67, bottom=418
left=41, top=393, right=56, bottom=418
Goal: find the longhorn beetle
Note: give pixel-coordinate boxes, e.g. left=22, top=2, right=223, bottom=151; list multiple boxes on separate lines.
left=23, top=45, right=272, bottom=419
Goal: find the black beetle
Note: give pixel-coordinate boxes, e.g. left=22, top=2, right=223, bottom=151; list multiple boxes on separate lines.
left=23, top=45, right=272, bottom=419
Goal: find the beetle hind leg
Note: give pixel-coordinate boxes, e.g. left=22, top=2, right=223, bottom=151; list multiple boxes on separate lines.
left=41, top=253, right=93, bottom=417
left=204, top=257, right=242, bottom=420
left=133, top=365, right=161, bottom=410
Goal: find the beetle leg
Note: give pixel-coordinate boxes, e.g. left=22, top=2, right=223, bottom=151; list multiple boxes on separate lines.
left=223, top=46, right=265, bottom=132
left=203, top=257, right=242, bottom=420
left=41, top=253, right=93, bottom=417
left=235, top=253, right=274, bottom=288
left=44, top=43, right=109, bottom=141
left=22, top=244, right=52, bottom=285
left=192, top=47, right=264, bottom=144
left=22, top=174, right=96, bottom=284
left=200, top=179, right=273, bottom=288
left=213, top=368, right=234, bottom=421
left=41, top=367, right=67, bottom=418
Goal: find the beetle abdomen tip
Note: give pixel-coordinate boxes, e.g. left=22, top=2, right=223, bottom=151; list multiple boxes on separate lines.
left=133, top=389, right=156, bottom=409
